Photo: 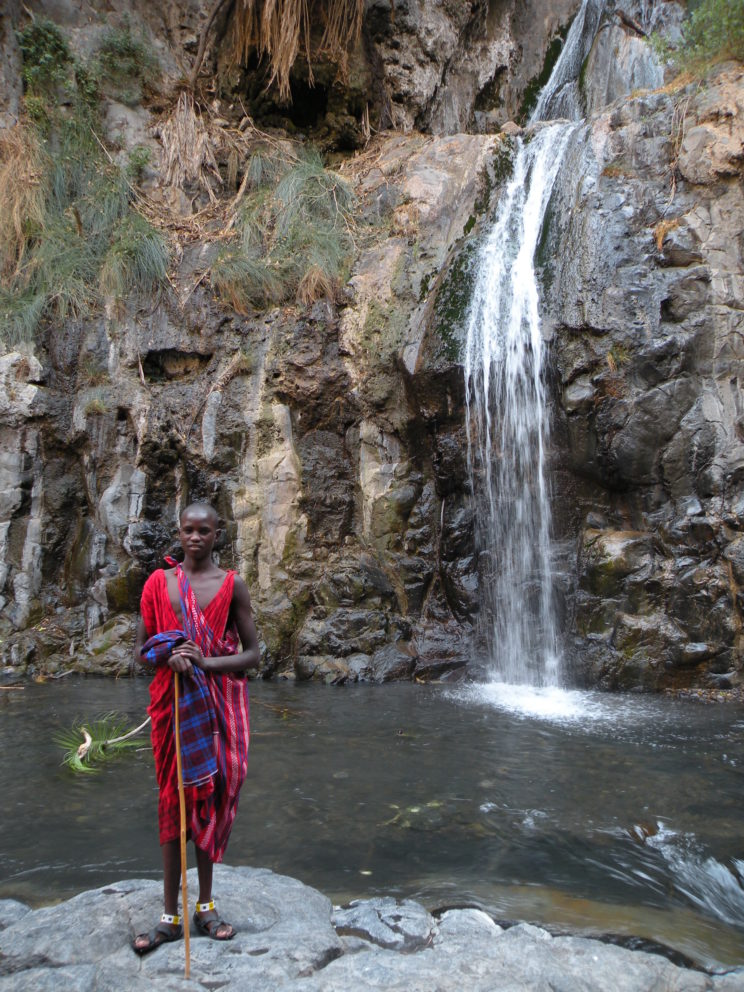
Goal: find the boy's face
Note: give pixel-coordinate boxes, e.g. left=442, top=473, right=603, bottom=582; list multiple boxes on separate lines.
left=179, top=508, right=219, bottom=560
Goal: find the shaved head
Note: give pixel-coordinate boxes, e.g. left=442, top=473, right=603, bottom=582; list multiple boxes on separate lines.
left=180, top=502, right=219, bottom=525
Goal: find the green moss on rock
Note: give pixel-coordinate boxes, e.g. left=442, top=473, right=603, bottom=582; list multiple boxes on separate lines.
left=518, top=22, right=572, bottom=123
left=430, top=240, right=479, bottom=364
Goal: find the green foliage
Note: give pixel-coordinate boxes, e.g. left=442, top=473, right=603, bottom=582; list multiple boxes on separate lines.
left=211, top=246, right=283, bottom=312
left=17, top=18, right=71, bottom=94
left=54, top=712, right=148, bottom=774
left=653, top=0, right=744, bottom=71
left=126, top=144, right=152, bottom=180
left=684, top=0, right=744, bottom=62
left=94, top=23, right=160, bottom=106
left=212, top=147, right=355, bottom=311
left=100, top=213, right=169, bottom=298
left=0, top=288, right=46, bottom=349
left=1, top=21, right=169, bottom=347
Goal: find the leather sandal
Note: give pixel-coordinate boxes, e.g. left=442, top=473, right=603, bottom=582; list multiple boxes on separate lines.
left=132, top=913, right=183, bottom=955
left=193, top=899, right=236, bottom=940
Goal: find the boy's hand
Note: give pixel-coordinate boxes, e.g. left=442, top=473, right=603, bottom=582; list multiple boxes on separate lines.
left=169, top=640, right=204, bottom=675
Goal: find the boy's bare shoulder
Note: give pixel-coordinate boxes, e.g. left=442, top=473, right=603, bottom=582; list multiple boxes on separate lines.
left=231, top=574, right=252, bottom=601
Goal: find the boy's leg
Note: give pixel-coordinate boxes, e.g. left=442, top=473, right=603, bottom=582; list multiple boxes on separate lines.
left=132, top=840, right=182, bottom=951
left=194, top=844, right=234, bottom=939
left=162, top=839, right=181, bottom=916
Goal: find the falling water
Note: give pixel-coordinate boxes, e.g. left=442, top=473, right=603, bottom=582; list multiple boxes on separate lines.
left=531, top=0, right=605, bottom=123
left=464, top=0, right=604, bottom=686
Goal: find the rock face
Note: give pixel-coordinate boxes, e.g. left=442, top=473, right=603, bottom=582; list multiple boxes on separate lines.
left=364, top=0, right=582, bottom=134
left=1, top=868, right=741, bottom=991
left=1, top=1, right=744, bottom=694
left=542, top=59, right=744, bottom=691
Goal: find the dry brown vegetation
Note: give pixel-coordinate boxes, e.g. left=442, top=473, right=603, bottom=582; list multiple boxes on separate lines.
left=0, top=126, right=48, bottom=280
left=228, top=0, right=364, bottom=100
left=653, top=217, right=681, bottom=251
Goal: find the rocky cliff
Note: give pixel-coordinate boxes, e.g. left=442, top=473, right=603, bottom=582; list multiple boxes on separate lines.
left=1, top=0, right=743, bottom=694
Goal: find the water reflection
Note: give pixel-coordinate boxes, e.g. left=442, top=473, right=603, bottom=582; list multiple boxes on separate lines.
left=1, top=678, right=743, bottom=969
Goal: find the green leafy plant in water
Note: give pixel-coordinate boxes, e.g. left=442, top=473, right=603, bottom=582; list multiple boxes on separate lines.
left=55, top=712, right=149, bottom=774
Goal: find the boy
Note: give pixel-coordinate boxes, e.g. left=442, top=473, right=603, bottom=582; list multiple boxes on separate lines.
left=132, top=502, right=259, bottom=954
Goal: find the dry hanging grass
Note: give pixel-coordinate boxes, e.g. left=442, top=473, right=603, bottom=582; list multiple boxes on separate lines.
left=0, top=124, right=48, bottom=280
left=229, top=0, right=363, bottom=101
left=159, top=92, right=223, bottom=200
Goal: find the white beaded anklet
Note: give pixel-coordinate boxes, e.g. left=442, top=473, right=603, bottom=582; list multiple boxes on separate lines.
left=160, top=913, right=181, bottom=925
left=196, top=900, right=215, bottom=914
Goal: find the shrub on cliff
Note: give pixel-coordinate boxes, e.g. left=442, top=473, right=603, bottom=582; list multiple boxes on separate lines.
left=0, top=19, right=168, bottom=347
left=683, top=0, right=744, bottom=64
left=211, top=146, right=354, bottom=311
left=656, top=0, right=744, bottom=71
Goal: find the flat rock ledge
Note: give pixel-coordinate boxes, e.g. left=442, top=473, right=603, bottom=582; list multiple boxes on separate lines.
left=1, top=867, right=742, bottom=991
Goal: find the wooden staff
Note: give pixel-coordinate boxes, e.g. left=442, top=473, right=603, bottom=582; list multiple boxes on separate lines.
left=173, top=672, right=191, bottom=979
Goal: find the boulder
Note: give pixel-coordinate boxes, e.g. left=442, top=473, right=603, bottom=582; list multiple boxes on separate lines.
left=2, top=868, right=740, bottom=991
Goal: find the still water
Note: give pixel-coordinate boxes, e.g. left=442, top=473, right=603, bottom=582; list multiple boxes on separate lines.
left=2, top=677, right=743, bottom=970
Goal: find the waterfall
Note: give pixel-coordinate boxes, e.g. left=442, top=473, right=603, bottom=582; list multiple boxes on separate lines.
left=464, top=0, right=604, bottom=686
left=531, top=0, right=605, bottom=123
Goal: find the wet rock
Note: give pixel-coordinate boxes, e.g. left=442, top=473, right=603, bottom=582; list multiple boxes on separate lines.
left=80, top=615, right=136, bottom=675
left=297, top=431, right=354, bottom=545
left=4, top=868, right=740, bottom=992
left=332, top=897, right=435, bottom=951
left=367, top=642, right=417, bottom=682
left=580, top=530, right=654, bottom=598
left=295, top=606, right=414, bottom=680
left=723, top=535, right=744, bottom=587
left=412, top=619, right=471, bottom=680
left=612, top=612, right=687, bottom=682
left=548, top=64, right=744, bottom=687
left=3, top=10, right=744, bottom=696
left=582, top=22, right=663, bottom=117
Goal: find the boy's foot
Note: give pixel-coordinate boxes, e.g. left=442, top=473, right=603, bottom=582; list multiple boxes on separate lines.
left=131, top=914, right=183, bottom=955
left=193, top=900, right=235, bottom=940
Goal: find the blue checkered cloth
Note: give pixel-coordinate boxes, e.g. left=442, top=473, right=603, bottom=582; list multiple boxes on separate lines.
left=140, top=630, right=187, bottom=666
left=140, top=630, right=217, bottom=788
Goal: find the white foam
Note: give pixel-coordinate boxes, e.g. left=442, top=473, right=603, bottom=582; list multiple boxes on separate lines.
left=455, top=681, right=612, bottom=724
left=646, top=829, right=744, bottom=928
left=451, top=681, right=670, bottom=730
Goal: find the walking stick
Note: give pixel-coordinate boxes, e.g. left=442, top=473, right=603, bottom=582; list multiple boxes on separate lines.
left=173, top=672, right=191, bottom=979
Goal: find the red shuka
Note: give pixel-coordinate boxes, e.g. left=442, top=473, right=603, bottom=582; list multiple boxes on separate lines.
left=140, top=569, right=250, bottom=862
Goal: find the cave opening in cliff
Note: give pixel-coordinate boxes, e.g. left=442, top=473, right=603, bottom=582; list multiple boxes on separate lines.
left=237, top=52, right=330, bottom=131
left=286, top=75, right=329, bottom=129
left=142, top=349, right=213, bottom=382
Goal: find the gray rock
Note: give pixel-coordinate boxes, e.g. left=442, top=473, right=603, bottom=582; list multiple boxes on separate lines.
left=332, top=897, right=434, bottom=950
left=2, top=869, right=740, bottom=992
left=0, top=899, right=31, bottom=930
